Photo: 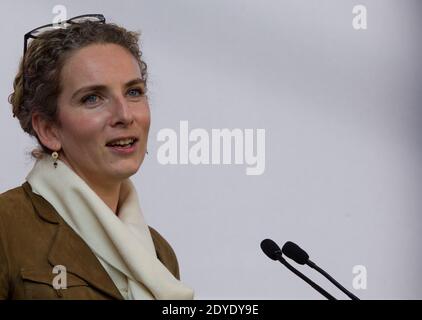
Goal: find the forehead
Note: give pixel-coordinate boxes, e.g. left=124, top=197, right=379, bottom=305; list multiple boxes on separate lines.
left=60, top=43, right=141, bottom=89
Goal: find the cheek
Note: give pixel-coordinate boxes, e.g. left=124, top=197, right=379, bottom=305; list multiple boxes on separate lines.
left=136, top=106, right=151, bottom=131
left=59, top=114, right=105, bottom=147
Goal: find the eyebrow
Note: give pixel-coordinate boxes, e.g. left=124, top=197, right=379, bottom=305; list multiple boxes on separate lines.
left=71, top=78, right=145, bottom=101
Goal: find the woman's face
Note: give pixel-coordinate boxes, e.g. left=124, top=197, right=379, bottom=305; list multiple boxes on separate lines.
left=54, top=43, right=150, bottom=187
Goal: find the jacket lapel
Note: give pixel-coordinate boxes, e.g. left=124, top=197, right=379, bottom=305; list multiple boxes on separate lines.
left=22, top=182, right=124, bottom=300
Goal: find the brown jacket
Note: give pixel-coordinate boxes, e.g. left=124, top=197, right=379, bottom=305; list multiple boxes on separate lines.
left=0, top=182, right=180, bottom=300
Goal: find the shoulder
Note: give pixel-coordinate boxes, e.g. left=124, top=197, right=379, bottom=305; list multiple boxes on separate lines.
left=0, top=184, right=37, bottom=251
left=0, top=184, right=33, bottom=221
left=0, top=184, right=28, bottom=203
left=148, top=226, right=181, bottom=280
left=0, top=183, right=50, bottom=247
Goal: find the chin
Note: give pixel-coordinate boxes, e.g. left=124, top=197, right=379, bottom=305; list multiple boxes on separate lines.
left=112, top=170, right=137, bottom=181
left=115, top=162, right=141, bottom=179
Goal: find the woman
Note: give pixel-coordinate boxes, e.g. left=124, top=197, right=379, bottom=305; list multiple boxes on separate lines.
left=0, top=14, right=194, bottom=300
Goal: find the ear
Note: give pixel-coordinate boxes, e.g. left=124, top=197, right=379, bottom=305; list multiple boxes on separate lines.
left=32, top=112, right=62, bottom=151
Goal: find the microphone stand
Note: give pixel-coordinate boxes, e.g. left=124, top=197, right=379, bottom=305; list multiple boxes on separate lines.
left=306, top=260, right=360, bottom=300
left=277, top=256, right=336, bottom=300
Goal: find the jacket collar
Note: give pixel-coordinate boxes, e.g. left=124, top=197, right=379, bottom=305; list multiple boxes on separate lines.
left=23, top=182, right=59, bottom=224
left=22, top=182, right=124, bottom=300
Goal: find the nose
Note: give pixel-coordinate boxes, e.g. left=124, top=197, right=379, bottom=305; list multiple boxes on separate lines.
left=110, top=95, right=134, bottom=127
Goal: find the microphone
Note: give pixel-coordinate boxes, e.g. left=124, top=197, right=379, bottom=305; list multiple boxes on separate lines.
left=260, top=239, right=336, bottom=300
left=282, top=241, right=360, bottom=300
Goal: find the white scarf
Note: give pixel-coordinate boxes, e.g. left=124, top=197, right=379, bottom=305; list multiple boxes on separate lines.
left=26, top=155, right=194, bottom=300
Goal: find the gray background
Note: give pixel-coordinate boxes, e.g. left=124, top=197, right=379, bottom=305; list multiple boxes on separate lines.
left=1, top=0, right=421, bottom=299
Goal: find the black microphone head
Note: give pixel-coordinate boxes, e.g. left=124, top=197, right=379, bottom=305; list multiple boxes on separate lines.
left=260, top=239, right=282, bottom=260
left=282, top=241, right=309, bottom=265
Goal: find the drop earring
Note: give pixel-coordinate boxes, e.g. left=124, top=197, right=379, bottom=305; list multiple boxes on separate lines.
left=52, top=151, right=59, bottom=168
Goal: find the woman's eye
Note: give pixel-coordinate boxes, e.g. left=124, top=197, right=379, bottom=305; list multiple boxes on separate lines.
left=127, top=88, right=145, bottom=97
left=81, top=94, right=101, bottom=105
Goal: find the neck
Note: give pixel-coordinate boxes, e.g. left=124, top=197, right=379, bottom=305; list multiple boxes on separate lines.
left=92, top=182, right=121, bottom=214
left=59, top=157, right=122, bottom=214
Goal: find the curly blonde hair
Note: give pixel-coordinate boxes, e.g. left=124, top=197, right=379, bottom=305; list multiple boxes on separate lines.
left=8, top=20, right=148, bottom=156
